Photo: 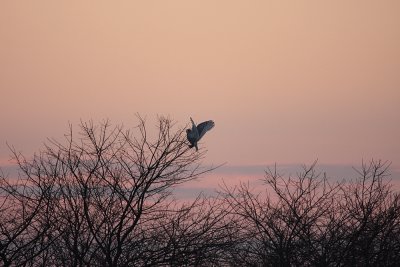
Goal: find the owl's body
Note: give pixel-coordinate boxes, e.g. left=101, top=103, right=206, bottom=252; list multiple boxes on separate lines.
left=186, top=118, right=215, bottom=151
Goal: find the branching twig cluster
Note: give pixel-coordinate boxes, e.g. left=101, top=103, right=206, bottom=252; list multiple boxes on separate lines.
left=1, top=117, right=399, bottom=266
left=221, top=160, right=400, bottom=266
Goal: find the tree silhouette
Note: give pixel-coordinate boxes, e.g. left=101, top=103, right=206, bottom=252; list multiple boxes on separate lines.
left=221, top=160, right=400, bottom=266
left=1, top=117, right=232, bottom=266
left=1, top=116, right=399, bottom=266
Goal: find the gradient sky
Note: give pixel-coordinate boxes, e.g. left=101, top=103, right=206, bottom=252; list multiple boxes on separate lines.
left=1, top=1, right=399, bottom=174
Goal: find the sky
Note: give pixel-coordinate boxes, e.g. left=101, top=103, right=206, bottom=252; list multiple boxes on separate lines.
left=1, top=1, right=399, bottom=187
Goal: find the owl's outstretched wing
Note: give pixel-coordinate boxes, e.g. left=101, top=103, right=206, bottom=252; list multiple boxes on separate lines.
left=190, top=117, right=199, bottom=138
left=196, top=120, right=215, bottom=140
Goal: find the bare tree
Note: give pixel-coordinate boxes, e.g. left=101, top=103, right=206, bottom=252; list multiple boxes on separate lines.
left=338, top=160, right=400, bottom=266
left=0, top=151, right=56, bottom=267
left=2, top=115, right=400, bottom=266
left=221, top=160, right=400, bottom=266
left=0, top=116, right=227, bottom=266
left=145, top=194, right=236, bottom=266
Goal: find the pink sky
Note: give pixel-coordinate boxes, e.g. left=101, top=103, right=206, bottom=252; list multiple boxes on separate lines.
left=1, top=1, right=399, bottom=174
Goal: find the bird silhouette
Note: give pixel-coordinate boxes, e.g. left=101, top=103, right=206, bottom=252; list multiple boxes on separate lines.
left=186, top=117, right=215, bottom=151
